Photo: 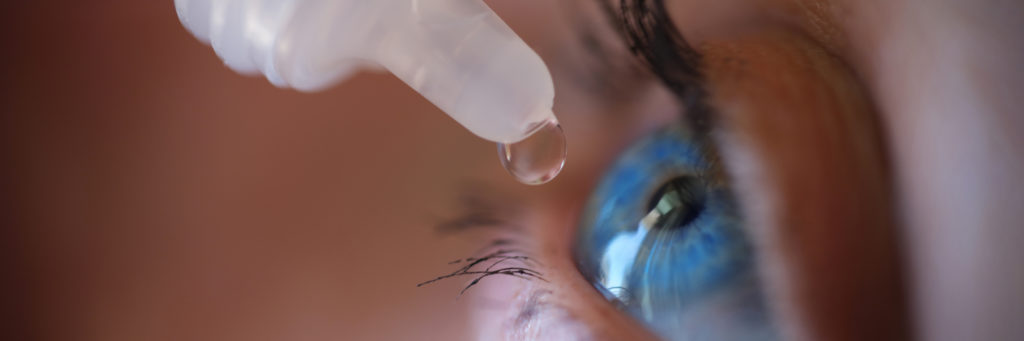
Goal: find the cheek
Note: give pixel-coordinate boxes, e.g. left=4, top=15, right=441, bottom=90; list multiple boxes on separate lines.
left=701, top=29, right=909, bottom=341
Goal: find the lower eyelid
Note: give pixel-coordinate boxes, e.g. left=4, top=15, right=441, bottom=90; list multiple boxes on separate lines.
left=474, top=264, right=661, bottom=341
left=439, top=208, right=661, bottom=340
left=500, top=287, right=594, bottom=340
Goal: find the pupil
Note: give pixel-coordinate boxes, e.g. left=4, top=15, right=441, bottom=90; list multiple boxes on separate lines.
left=645, top=176, right=707, bottom=230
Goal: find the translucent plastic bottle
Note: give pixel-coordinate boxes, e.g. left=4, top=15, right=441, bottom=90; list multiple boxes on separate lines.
left=174, top=0, right=557, bottom=145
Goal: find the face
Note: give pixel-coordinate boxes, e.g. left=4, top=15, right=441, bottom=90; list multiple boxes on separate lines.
left=5, top=0, right=1022, bottom=340
left=428, top=0, right=1024, bottom=340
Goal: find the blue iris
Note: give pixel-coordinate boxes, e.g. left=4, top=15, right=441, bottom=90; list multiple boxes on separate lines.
left=574, top=125, right=776, bottom=340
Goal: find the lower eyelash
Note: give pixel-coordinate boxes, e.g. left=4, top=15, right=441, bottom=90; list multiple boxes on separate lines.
left=417, top=239, right=547, bottom=297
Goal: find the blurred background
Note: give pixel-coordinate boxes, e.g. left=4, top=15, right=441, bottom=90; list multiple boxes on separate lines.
left=1, top=1, right=581, bottom=339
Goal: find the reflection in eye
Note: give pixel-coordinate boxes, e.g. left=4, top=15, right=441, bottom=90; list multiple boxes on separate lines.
left=574, top=124, right=776, bottom=340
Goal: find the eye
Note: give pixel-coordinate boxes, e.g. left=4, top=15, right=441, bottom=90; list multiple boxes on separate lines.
left=573, top=124, right=776, bottom=339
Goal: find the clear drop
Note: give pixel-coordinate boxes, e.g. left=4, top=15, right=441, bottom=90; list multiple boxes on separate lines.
left=497, top=118, right=566, bottom=185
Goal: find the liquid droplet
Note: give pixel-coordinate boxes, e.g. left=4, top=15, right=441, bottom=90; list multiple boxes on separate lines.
left=498, top=118, right=566, bottom=185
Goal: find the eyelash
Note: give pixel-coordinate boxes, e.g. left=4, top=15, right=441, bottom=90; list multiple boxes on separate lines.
left=417, top=239, right=546, bottom=296
left=601, top=0, right=714, bottom=131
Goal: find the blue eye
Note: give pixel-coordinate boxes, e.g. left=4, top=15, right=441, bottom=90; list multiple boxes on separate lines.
left=574, top=125, right=776, bottom=340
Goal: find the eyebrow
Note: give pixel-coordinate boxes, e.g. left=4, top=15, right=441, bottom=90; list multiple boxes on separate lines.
left=433, top=185, right=524, bottom=235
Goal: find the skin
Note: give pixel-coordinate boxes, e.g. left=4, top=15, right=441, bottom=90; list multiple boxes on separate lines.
left=3, top=0, right=1021, bottom=340
left=473, top=0, right=1024, bottom=340
left=705, top=29, right=906, bottom=340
